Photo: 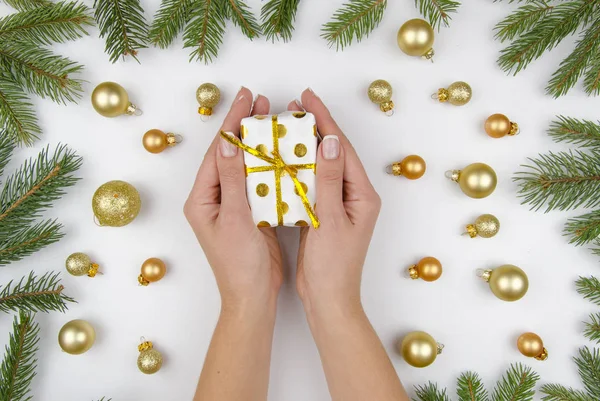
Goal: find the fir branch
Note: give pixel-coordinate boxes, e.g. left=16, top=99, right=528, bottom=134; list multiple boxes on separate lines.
left=0, top=1, right=93, bottom=45
left=413, top=382, right=450, bottom=401
left=94, top=0, right=149, bottom=63
left=576, top=276, right=600, bottom=306
left=540, top=384, right=595, bottom=401
left=1, top=0, right=51, bottom=11
left=321, top=0, right=387, bottom=50
left=415, top=0, right=460, bottom=31
left=584, top=43, right=600, bottom=95
left=584, top=313, right=600, bottom=344
left=183, top=0, right=226, bottom=63
left=148, top=0, right=193, bottom=48
left=0, top=76, right=40, bottom=146
left=548, top=116, right=600, bottom=150
left=564, top=210, right=600, bottom=246
left=221, top=0, right=260, bottom=39
left=260, top=0, right=300, bottom=43
left=494, top=1, right=554, bottom=42
left=491, top=363, right=539, bottom=401
left=0, top=134, right=15, bottom=180
left=0, top=311, right=39, bottom=401
left=0, top=271, right=74, bottom=314
left=0, top=220, right=63, bottom=265
left=575, top=347, right=600, bottom=398
left=457, top=372, right=489, bottom=401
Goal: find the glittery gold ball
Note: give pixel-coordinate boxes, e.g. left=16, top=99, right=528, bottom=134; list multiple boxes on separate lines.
left=445, top=81, right=472, bottom=106
left=196, top=83, right=220, bottom=116
left=399, top=331, right=439, bottom=368
left=368, top=80, right=393, bottom=104
left=91, top=82, right=130, bottom=117
left=488, top=265, right=529, bottom=302
left=138, top=349, right=163, bottom=374
left=92, top=180, right=141, bottom=227
left=457, top=163, right=497, bottom=199
left=397, top=18, right=435, bottom=58
left=474, top=214, right=500, bottom=238
left=58, top=319, right=96, bottom=355
left=65, top=252, right=91, bottom=276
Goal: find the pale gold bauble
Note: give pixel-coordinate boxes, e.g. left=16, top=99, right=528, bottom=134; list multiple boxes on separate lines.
left=65, top=252, right=99, bottom=277
left=466, top=214, right=500, bottom=238
left=91, top=82, right=139, bottom=117
left=386, top=155, right=426, bottom=179
left=399, top=331, right=442, bottom=368
left=480, top=264, right=529, bottom=302
left=517, top=332, right=548, bottom=360
left=58, top=319, right=96, bottom=355
left=397, top=18, right=435, bottom=59
left=409, top=256, right=442, bottom=282
left=196, top=83, right=221, bottom=117
left=367, top=80, right=394, bottom=114
left=448, top=163, right=497, bottom=199
left=435, top=81, right=472, bottom=106
left=137, top=341, right=163, bottom=374
left=485, top=114, right=519, bottom=138
left=139, top=257, right=166, bottom=285
left=143, top=129, right=179, bottom=154
left=92, top=180, right=141, bottom=227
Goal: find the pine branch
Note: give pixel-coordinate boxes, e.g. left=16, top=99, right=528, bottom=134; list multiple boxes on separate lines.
left=575, top=347, right=600, bottom=398
left=576, top=276, right=600, bottom=306
left=495, top=1, right=554, bottom=42
left=584, top=42, right=600, bottom=95
left=514, top=150, right=600, bottom=212
left=415, top=0, right=460, bottom=31
left=321, top=0, right=387, bottom=50
left=0, top=76, right=40, bottom=146
left=491, top=363, right=539, bottom=401
left=149, top=0, right=194, bottom=48
left=1, top=0, right=51, bottom=11
left=0, top=311, right=39, bottom=401
left=564, top=210, right=600, bottom=246
left=457, top=372, right=489, bottom=401
left=0, top=271, right=74, bottom=314
left=0, top=134, right=15, bottom=181
left=413, top=382, right=450, bottom=401
left=94, top=0, right=149, bottom=63
left=260, top=0, right=300, bottom=43
left=584, top=313, right=600, bottom=344
left=0, top=219, right=63, bottom=265
left=540, top=384, right=595, bottom=401
left=222, top=0, right=261, bottom=39
left=183, top=0, right=226, bottom=63
left=548, top=116, right=600, bottom=150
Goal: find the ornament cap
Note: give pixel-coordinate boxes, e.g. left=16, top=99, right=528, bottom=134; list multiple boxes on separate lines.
left=87, top=263, right=100, bottom=277
left=445, top=169, right=460, bottom=182
left=477, top=269, right=492, bottom=282
left=421, top=48, right=435, bottom=61
left=534, top=347, right=549, bottom=361
left=379, top=101, right=394, bottom=114
left=138, top=340, right=154, bottom=352
left=508, top=122, right=520, bottom=136
left=198, top=106, right=213, bottom=116
left=408, top=265, right=419, bottom=280
left=126, top=103, right=142, bottom=116
left=165, top=133, right=182, bottom=146
left=435, top=88, right=449, bottom=102
left=138, top=274, right=150, bottom=286
left=386, top=162, right=403, bottom=176
left=436, top=343, right=444, bottom=355
left=465, top=224, right=478, bottom=238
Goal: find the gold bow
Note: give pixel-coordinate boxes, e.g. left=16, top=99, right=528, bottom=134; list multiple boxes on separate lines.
left=220, top=115, right=319, bottom=229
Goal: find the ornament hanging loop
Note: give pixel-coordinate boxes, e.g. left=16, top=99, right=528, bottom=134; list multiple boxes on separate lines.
left=93, top=215, right=102, bottom=227
left=476, top=268, right=492, bottom=282
left=445, top=170, right=460, bottom=182
left=173, top=134, right=184, bottom=144
left=126, top=103, right=143, bottom=116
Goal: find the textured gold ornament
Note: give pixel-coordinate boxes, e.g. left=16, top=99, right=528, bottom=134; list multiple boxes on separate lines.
left=139, top=257, right=166, bottom=286
left=446, top=163, right=497, bottom=199
left=386, top=155, right=426, bottom=179
left=434, top=81, right=472, bottom=106
left=517, top=332, right=548, bottom=361
left=397, top=18, right=435, bottom=60
left=478, top=264, right=529, bottom=302
left=58, top=319, right=96, bottom=355
left=367, top=80, right=395, bottom=115
left=143, top=129, right=181, bottom=154
left=465, top=214, right=500, bottom=238
left=65, top=252, right=100, bottom=277
left=408, top=257, right=442, bottom=282
left=485, top=114, right=519, bottom=138
left=91, top=82, right=141, bottom=117
left=196, top=83, right=221, bottom=120
left=137, top=339, right=163, bottom=374
left=399, top=331, right=443, bottom=368
left=92, top=180, right=141, bottom=227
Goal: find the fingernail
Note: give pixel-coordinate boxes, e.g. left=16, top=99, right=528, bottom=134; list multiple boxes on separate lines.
left=307, top=87, right=318, bottom=98
left=220, top=132, right=238, bottom=157
left=322, top=135, right=339, bottom=160
left=294, top=98, right=304, bottom=110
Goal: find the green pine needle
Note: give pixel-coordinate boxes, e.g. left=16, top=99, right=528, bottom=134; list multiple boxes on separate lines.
left=540, top=384, right=595, bottom=401
left=0, top=271, right=74, bottom=314
left=415, top=0, right=460, bottom=31
left=149, top=0, right=194, bottom=48
left=584, top=313, right=600, bottom=344
left=457, top=372, right=489, bottom=401
left=260, top=0, right=300, bottom=43
left=583, top=46, right=600, bottom=95
left=575, top=347, right=600, bottom=399
left=548, top=116, right=600, bottom=150
left=222, top=0, right=261, bottom=39
left=183, top=0, right=226, bottom=63
left=321, top=0, right=387, bottom=50
left=0, top=76, right=41, bottom=146
left=413, top=382, right=450, bottom=401
left=491, top=363, right=539, bottom=401
left=577, top=276, right=600, bottom=306
left=564, top=210, right=600, bottom=246
left=494, top=1, right=554, bottom=42
left=0, top=134, right=14, bottom=181
left=0, top=219, right=64, bottom=265
left=1, top=0, right=51, bottom=11
left=94, top=0, right=149, bottom=63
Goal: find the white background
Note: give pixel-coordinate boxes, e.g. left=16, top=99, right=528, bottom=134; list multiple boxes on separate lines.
left=1, top=0, right=600, bottom=400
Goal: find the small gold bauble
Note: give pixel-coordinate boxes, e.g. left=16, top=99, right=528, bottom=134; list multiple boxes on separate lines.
left=196, top=83, right=221, bottom=118
left=143, top=129, right=180, bottom=154
left=91, top=82, right=140, bottom=117
left=466, top=214, right=500, bottom=238
left=92, top=180, right=141, bottom=227
left=397, top=18, right=435, bottom=59
left=408, top=256, right=442, bottom=282
left=137, top=340, right=163, bottom=374
left=485, top=114, right=519, bottom=138
left=139, top=257, right=166, bottom=286
left=447, top=163, right=497, bottom=199
left=58, top=319, right=96, bottom=355
left=386, top=155, right=426, bottom=179
left=435, top=81, right=472, bottom=106
left=367, top=80, right=394, bottom=115
left=517, top=332, right=548, bottom=360
left=479, top=264, right=529, bottom=302
left=65, top=252, right=100, bottom=277
left=399, top=331, right=442, bottom=368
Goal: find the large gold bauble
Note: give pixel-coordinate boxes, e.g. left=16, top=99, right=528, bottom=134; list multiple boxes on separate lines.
left=517, top=332, right=548, bottom=360
left=387, top=155, right=426, bottom=179
left=92, top=180, right=141, bottom=227
left=487, top=264, right=529, bottom=302
left=397, top=18, right=435, bottom=59
left=466, top=214, right=500, bottom=238
left=399, top=331, right=441, bottom=368
left=91, top=82, right=137, bottom=117
left=143, top=129, right=178, bottom=154
left=449, top=163, right=497, bottom=199
left=65, top=252, right=99, bottom=277
left=196, top=83, right=221, bottom=117
left=58, top=319, right=96, bottom=355
left=367, top=79, right=394, bottom=114
left=139, top=257, right=167, bottom=285
left=137, top=341, right=163, bottom=374
left=436, top=81, right=472, bottom=106
left=409, top=256, right=442, bottom=282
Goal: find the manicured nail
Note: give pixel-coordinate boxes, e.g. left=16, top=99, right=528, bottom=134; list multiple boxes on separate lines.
left=307, top=87, right=319, bottom=98
left=220, top=132, right=238, bottom=157
left=322, top=135, right=339, bottom=160
left=294, top=98, right=304, bottom=110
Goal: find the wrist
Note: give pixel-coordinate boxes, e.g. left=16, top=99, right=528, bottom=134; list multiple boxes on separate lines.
left=220, top=290, right=278, bottom=324
left=303, top=293, right=365, bottom=329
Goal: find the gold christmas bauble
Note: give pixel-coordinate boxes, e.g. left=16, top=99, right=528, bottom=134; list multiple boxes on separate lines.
left=386, top=155, right=426, bottom=179
left=466, top=214, right=500, bottom=238
left=138, top=340, right=163, bottom=374
left=91, top=82, right=140, bottom=117
left=448, top=163, right=497, bottom=199
left=517, top=332, right=548, bottom=360
left=92, top=180, right=141, bottom=227
left=409, top=257, right=442, bottom=282
left=196, top=83, right=221, bottom=118
left=485, top=114, right=519, bottom=138
left=143, top=129, right=179, bottom=154
left=65, top=252, right=99, bottom=277
left=367, top=80, right=394, bottom=114
left=435, top=81, right=472, bottom=106
left=58, top=319, right=96, bottom=355
left=481, top=264, right=529, bottom=302
left=139, top=257, right=166, bottom=285
left=397, top=18, right=435, bottom=59
left=399, top=331, right=441, bottom=368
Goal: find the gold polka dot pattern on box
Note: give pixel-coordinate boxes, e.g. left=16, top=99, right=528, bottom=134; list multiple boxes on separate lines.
left=256, top=144, right=268, bottom=155
left=278, top=124, right=287, bottom=138
left=293, top=112, right=306, bottom=118
left=295, top=220, right=308, bottom=226
left=313, top=125, right=317, bottom=137
left=256, top=183, right=269, bottom=197
left=281, top=202, right=289, bottom=214
left=254, top=115, right=267, bottom=120
left=294, top=182, right=308, bottom=196
left=241, top=125, right=248, bottom=138
left=295, top=143, right=307, bottom=157
left=257, top=221, right=271, bottom=227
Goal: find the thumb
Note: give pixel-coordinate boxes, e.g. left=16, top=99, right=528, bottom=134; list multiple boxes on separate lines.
left=216, top=131, right=250, bottom=216
left=316, top=135, right=346, bottom=221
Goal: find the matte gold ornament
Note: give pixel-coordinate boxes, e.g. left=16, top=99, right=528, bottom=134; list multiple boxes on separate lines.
left=58, top=319, right=96, bottom=355
left=397, top=18, right=435, bottom=60
left=65, top=252, right=100, bottom=277
left=408, top=257, right=442, bottom=282
left=478, top=264, right=529, bottom=302
left=137, top=339, right=163, bottom=374
left=465, top=214, right=500, bottom=238
left=92, top=180, right=141, bottom=227
left=399, top=331, right=443, bottom=368
left=446, top=163, right=497, bottom=199
left=367, top=80, right=394, bottom=115
left=143, top=129, right=182, bottom=154
left=485, top=114, right=519, bottom=138
left=139, top=257, right=166, bottom=286
left=386, top=155, right=426, bottom=179
left=517, top=332, right=548, bottom=361
left=433, top=81, right=472, bottom=106
left=91, top=82, right=141, bottom=117
left=196, top=83, right=221, bottom=121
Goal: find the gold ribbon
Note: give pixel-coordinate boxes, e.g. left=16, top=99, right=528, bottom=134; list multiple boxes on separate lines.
left=220, top=115, right=319, bottom=229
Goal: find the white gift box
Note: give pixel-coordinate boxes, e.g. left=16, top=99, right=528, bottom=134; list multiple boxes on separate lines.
left=239, top=111, right=318, bottom=228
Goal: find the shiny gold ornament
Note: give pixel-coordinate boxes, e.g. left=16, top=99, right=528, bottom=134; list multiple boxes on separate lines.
left=397, top=18, right=435, bottom=60
left=91, top=82, right=141, bottom=117
left=367, top=80, right=394, bottom=115
left=65, top=252, right=100, bottom=277
left=138, top=339, right=163, bottom=374
left=139, top=257, right=166, bottom=286
left=517, top=332, right=548, bottom=361
left=433, top=81, right=472, bottom=106
left=92, top=180, right=141, bottom=227
left=58, top=319, right=96, bottom=355
left=465, top=214, right=500, bottom=238
left=399, top=331, right=443, bottom=368
left=143, top=129, right=181, bottom=154
left=485, top=114, right=519, bottom=138
left=446, top=163, right=497, bottom=199
left=386, top=155, right=426, bottom=179
left=196, top=83, right=221, bottom=120
left=478, top=264, right=529, bottom=302
left=408, top=257, right=442, bottom=282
